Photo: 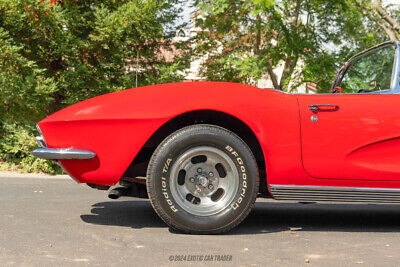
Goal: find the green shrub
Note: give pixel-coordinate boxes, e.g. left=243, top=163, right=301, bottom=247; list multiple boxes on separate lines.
left=0, top=0, right=186, bottom=173
left=0, top=123, right=62, bottom=174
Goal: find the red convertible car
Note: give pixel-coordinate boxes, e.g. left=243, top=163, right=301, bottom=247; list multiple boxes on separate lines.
left=33, top=41, right=400, bottom=234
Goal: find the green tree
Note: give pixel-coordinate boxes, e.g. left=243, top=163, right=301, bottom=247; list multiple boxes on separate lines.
left=193, top=0, right=330, bottom=91
left=193, top=0, right=400, bottom=92
left=357, top=0, right=400, bottom=41
left=0, top=0, right=187, bottom=172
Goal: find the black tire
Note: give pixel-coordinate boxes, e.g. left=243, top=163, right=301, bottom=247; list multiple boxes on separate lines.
left=146, top=124, right=259, bottom=234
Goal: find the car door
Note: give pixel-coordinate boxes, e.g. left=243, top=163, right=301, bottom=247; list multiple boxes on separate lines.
left=298, top=43, right=400, bottom=181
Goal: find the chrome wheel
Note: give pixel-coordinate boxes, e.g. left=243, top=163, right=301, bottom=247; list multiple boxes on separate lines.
left=147, top=125, right=259, bottom=233
left=169, top=146, right=239, bottom=216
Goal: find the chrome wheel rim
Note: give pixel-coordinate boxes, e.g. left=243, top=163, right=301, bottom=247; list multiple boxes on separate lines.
left=169, top=146, right=239, bottom=216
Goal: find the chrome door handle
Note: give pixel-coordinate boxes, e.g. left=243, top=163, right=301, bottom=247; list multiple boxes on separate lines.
left=309, top=104, right=339, bottom=113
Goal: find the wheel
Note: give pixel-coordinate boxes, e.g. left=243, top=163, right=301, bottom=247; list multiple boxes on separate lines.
left=146, top=124, right=259, bottom=234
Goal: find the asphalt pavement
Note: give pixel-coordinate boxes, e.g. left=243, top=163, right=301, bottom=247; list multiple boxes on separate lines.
left=1, top=172, right=400, bottom=266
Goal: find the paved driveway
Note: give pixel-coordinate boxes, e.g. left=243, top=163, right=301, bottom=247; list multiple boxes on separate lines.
left=1, top=173, right=400, bottom=266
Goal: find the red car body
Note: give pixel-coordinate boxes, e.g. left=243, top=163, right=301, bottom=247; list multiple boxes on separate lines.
left=34, top=41, right=400, bottom=202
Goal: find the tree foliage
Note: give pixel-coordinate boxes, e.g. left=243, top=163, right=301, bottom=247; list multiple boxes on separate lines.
left=0, top=0, right=187, bottom=172
left=358, top=0, right=400, bottom=41
left=193, top=0, right=400, bottom=92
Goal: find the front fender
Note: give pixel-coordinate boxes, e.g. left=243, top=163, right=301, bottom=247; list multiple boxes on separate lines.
left=38, top=82, right=301, bottom=185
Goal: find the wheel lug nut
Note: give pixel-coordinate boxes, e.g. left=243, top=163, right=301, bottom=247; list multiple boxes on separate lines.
left=208, top=184, right=214, bottom=190
left=197, top=168, right=202, bottom=173
left=209, top=172, right=214, bottom=177
left=189, top=177, right=195, bottom=183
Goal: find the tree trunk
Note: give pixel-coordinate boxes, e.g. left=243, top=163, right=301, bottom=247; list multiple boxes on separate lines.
left=372, top=0, right=400, bottom=36
left=266, top=63, right=280, bottom=90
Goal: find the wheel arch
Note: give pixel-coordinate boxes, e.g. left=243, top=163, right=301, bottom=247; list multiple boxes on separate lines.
left=123, top=110, right=268, bottom=196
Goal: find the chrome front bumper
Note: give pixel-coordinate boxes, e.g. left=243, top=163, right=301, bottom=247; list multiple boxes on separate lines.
left=32, top=125, right=95, bottom=160
left=31, top=148, right=96, bottom=160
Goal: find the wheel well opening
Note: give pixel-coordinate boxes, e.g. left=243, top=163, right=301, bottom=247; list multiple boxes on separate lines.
left=123, top=110, right=268, bottom=196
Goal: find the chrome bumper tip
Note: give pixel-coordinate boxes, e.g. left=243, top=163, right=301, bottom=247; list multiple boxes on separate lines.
left=31, top=148, right=96, bottom=160
left=35, top=136, right=46, bottom=148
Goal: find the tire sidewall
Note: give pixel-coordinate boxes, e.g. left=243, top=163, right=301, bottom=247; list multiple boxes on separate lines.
left=147, top=125, right=258, bottom=233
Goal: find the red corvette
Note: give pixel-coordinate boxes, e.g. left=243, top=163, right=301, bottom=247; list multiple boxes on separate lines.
left=33, top=41, right=400, bottom=233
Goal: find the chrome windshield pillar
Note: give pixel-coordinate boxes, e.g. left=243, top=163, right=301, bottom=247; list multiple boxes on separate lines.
left=391, top=40, right=400, bottom=92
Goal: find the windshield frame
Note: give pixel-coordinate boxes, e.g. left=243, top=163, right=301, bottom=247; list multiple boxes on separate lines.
left=331, top=41, right=400, bottom=94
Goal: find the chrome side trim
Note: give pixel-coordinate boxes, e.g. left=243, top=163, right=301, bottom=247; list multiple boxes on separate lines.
left=36, top=124, right=43, bottom=136
left=270, top=185, right=400, bottom=204
left=31, top=148, right=96, bottom=160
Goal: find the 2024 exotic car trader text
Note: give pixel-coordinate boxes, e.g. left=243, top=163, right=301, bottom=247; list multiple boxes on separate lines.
left=32, top=41, right=400, bottom=234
